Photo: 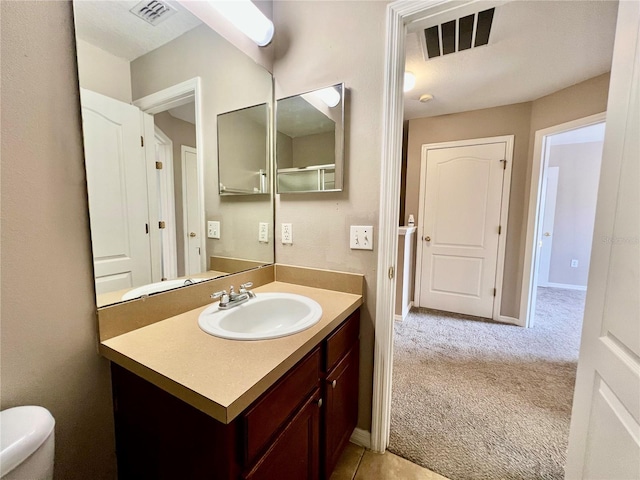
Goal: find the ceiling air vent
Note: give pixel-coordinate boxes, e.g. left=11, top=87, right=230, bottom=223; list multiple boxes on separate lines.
left=130, top=0, right=177, bottom=26
left=424, top=7, right=495, bottom=59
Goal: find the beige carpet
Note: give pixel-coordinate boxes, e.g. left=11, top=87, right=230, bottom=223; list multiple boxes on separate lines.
left=389, top=287, right=586, bottom=480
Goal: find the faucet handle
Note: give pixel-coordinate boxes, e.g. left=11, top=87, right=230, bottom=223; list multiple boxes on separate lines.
left=240, top=282, right=253, bottom=289
left=211, top=290, right=227, bottom=300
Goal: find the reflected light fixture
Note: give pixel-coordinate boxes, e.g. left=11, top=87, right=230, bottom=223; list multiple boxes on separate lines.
left=314, top=86, right=341, bottom=108
left=404, top=72, right=416, bottom=92
left=209, top=0, right=274, bottom=47
left=420, top=94, right=434, bottom=103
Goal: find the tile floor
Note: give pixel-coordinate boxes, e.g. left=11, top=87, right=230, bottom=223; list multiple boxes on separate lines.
left=330, top=442, right=449, bottom=480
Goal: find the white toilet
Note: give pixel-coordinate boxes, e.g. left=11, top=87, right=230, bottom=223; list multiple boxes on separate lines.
left=0, top=406, right=55, bottom=480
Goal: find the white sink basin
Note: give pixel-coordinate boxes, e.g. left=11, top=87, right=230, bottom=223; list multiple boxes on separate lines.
left=122, top=278, right=209, bottom=301
left=198, top=293, right=323, bottom=340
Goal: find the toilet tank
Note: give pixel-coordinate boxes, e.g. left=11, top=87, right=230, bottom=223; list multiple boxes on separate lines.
left=1, top=406, right=55, bottom=480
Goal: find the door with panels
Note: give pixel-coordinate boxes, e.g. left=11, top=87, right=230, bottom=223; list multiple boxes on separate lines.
left=416, top=137, right=512, bottom=319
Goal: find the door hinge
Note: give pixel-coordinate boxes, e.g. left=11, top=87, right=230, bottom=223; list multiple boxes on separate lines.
left=158, top=221, right=166, bottom=229
left=493, top=288, right=497, bottom=297
left=388, top=266, right=395, bottom=280
left=498, top=225, right=502, bottom=235
left=145, top=223, right=149, bottom=234
left=140, top=136, right=144, bottom=147
left=155, top=161, right=163, bottom=170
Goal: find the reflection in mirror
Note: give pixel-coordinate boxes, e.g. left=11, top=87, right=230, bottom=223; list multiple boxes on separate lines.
left=276, top=84, right=345, bottom=193
left=218, top=103, right=270, bottom=195
left=72, top=1, right=274, bottom=307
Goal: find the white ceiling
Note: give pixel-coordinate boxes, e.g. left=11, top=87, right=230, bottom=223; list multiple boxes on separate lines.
left=404, top=0, right=618, bottom=119
left=168, top=102, right=195, bottom=125
left=73, top=0, right=202, bottom=61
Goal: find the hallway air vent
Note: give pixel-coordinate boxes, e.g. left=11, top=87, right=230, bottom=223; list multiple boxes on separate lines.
left=424, top=7, right=495, bottom=59
left=130, top=0, right=177, bottom=26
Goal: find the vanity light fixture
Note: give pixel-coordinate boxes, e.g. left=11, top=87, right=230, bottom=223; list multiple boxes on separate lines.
left=404, top=72, right=416, bottom=92
left=420, top=93, right=434, bottom=103
left=314, top=86, right=341, bottom=108
left=209, top=0, right=274, bottom=47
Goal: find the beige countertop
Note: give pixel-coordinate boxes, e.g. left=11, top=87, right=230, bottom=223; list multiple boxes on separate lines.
left=100, top=281, right=362, bottom=424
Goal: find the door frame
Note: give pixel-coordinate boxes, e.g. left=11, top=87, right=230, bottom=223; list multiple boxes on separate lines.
left=154, top=126, right=178, bottom=280
left=519, top=112, right=606, bottom=327
left=536, top=165, right=559, bottom=288
left=181, top=145, right=200, bottom=275
left=134, top=77, right=206, bottom=273
left=413, top=136, right=514, bottom=323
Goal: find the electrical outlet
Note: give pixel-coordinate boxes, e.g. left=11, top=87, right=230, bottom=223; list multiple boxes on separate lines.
left=281, top=223, right=293, bottom=244
left=350, top=226, right=373, bottom=250
left=208, top=221, right=220, bottom=239
left=259, top=222, right=269, bottom=243
left=571, top=259, right=579, bottom=268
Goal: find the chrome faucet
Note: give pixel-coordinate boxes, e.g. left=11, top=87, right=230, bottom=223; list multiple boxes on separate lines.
left=211, top=282, right=254, bottom=309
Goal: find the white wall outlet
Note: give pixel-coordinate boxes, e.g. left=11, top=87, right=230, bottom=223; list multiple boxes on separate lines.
left=259, top=222, right=269, bottom=243
left=208, top=220, right=220, bottom=239
left=281, top=223, right=293, bottom=244
left=350, top=226, right=373, bottom=250
left=571, top=259, right=579, bottom=268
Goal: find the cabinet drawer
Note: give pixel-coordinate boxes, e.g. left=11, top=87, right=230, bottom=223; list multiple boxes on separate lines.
left=243, top=347, right=321, bottom=465
left=325, top=310, right=360, bottom=372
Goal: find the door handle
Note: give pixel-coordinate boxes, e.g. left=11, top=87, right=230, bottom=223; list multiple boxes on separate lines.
left=424, top=236, right=431, bottom=242
left=189, top=232, right=196, bottom=237
left=544, top=232, right=551, bottom=237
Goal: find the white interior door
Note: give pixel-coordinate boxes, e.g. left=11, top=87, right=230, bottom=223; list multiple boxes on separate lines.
left=536, top=166, right=559, bottom=286
left=182, top=145, right=202, bottom=275
left=80, top=88, right=152, bottom=294
left=565, top=1, right=640, bottom=477
left=417, top=141, right=506, bottom=319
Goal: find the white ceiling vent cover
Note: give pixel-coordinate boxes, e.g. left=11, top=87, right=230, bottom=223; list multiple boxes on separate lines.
left=130, top=0, right=177, bottom=26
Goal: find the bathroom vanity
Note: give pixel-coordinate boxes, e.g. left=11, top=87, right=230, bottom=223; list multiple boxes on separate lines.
left=98, top=273, right=363, bottom=480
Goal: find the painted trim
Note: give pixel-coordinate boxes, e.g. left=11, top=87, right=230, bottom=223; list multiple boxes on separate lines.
left=373, top=0, right=478, bottom=455
left=542, top=282, right=587, bottom=291
left=154, top=126, right=178, bottom=280
left=520, top=112, right=606, bottom=328
left=134, top=77, right=207, bottom=273
left=412, top=135, right=514, bottom=325
left=394, top=301, right=413, bottom=322
left=496, top=315, right=520, bottom=326
left=350, top=428, right=372, bottom=450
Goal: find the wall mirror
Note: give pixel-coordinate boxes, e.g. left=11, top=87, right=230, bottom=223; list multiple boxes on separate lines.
left=72, top=0, right=274, bottom=308
left=276, top=83, right=345, bottom=193
left=218, top=103, right=270, bottom=195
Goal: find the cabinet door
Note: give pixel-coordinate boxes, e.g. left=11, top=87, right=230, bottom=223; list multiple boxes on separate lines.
left=324, top=343, right=359, bottom=477
left=245, top=390, right=321, bottom=480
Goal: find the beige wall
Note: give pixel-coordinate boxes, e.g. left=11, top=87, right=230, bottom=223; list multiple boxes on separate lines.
left=76, top=38, right=132, bottom=104
left=153, top=111, right=197, bottom=277
left=292, top=131, right=336, bottom=168
left=272, top=0, right=387, bottom=430
left=131, top=25, right=274, bottom=265
left=1, top=2, right=116, bottom=479
left=406, top=102, right=533, bottom=317
left=547, top=141, right=603, bottom=286
left=404, top=73, right=610, bottom=318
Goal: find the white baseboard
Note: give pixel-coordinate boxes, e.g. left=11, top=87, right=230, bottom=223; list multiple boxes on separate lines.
left=350, top=428, right=371, bottom=449
left=496, top=315, right=521, bottom=326
left=394, top=301, right=413, bottom=321
left=541, top=282, right=587, bottom=291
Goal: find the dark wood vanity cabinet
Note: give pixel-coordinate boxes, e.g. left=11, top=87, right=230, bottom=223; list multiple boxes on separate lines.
left=110, top=309, right=360, bottom=480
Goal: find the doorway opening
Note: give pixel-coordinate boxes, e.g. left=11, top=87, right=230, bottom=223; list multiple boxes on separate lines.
left=521, top=114, right=606, bottom=328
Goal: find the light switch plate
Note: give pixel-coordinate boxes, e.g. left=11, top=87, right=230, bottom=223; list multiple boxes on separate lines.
left=208, top=221, right=220, bottom=239
left=281, top=223, right=292, bottom=244
left=350, top=226, right=373, bottom=250
left=259, top=222, right=269, bottom=242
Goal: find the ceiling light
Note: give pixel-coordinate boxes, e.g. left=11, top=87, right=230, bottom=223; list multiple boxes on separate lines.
left=420, top=94, right=434, bottom=103
left=209, top=0, right=274, bottom=47
left=314, top=86, right=341, bottom=108
left=404, top=72, right=416, bottom=92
